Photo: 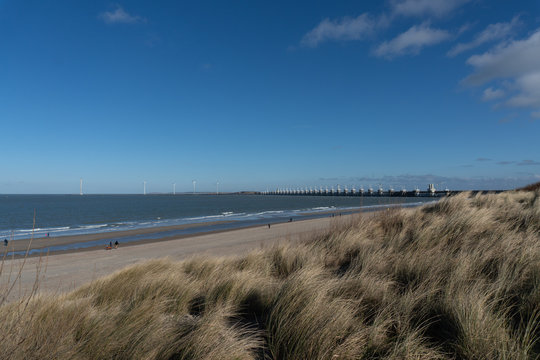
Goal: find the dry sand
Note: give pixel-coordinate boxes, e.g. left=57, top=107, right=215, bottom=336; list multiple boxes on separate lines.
left=1, top=214, right=357, bottom=303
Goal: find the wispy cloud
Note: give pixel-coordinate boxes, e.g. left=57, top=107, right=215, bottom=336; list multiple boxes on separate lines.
left=374, top=23, right=450, bottom=58
left=299, top=1, right=464, bottom=48
left=301, top=14, right=377, bottom=47
left=457, top=23, right=473, bottom=35
left=144, top=33, right=161, bottom=47
left=99, top=6, right=146, bottom=24
left=390, top=0, right=470, bottom=18
left=498, top=114, right=516, bottom=123
left=476, top=157, right=491, bottom=162
left=497, top=161, right=515, bottom=165
left=299, top=1, right=539, bottom=119
left=482, top=87, right=505, bottom=101
left=518, top=160, right=540, bottom=166
left=201, top=63, right=213, bottom=70
left=448, top=16, right=521, bottom=57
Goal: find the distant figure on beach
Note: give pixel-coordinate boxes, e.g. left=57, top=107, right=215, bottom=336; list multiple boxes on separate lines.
left=3, top=239, right=7, bottom=246
left=289, top=218, right=292, bottom=222
left=267, top=224, right=271, bottom=228
left=47, top=233, right=49, bottom=237
left=114, top=241, right=119, bottom=249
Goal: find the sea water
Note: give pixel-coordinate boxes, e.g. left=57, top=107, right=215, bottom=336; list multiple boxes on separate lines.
left=0, top=194, right=436, bottom=241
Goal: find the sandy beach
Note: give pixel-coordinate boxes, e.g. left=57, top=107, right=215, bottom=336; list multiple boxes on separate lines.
left=3, top=207, right=371, bottom=257
left=3, top=220, right=236, bottom=254
left=1, top=214, right=357, bottom=303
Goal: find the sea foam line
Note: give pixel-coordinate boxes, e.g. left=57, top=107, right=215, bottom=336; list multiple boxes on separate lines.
left=1, top=201, right=434, bottom=241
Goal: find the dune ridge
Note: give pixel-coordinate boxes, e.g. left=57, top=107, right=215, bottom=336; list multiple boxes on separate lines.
left=0, top=190, right=539, bottom=359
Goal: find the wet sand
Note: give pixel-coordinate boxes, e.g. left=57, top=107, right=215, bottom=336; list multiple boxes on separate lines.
left=4, top=208, right=366, bottom=257
left=3, top=220, right=234, bottom=254
left=1, top=213, right=361, bottom=303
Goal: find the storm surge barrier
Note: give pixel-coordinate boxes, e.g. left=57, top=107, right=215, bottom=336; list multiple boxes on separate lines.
left=262, top=184, right=502, bottom=198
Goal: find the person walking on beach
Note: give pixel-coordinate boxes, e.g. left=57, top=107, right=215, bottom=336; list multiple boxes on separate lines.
left=3, top=239, right=7, bottom=246
left=114, top=241, right=119, bottom=249
left=268, top=224, right=271, bottom=229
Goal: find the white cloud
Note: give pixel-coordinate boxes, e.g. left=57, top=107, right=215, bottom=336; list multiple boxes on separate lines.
left=505, top=72, right=540, bottom=107
left=99, top=6, right=145, bottom=24
left=390, top=0, right=470, bottom=18
left=301, top=14, right=377, bottom=47
left=464, top=29, right=540, bottom=114
left=448, top=16, right=521, bottom=57
left=465, top=29, right=540, bottom=85
left=482, top=87, right=505, bottom=101
left=374, top=23, right=450, bottom=58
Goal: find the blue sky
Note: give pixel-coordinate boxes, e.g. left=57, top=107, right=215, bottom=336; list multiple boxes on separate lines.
left=1, top=0, right=539, bottom=193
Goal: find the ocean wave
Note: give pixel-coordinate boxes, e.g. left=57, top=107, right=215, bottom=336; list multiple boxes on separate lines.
left=77, top=224, right=108, bottom=230
left=310, top=206, right=335, bottom=211
left=184, top=212, right=247, bottom=221
left=248, top=210, right=285, bottom=217
left=3, top=200, right=436, bottom=241
left=15, top=226, right=71, bottom=234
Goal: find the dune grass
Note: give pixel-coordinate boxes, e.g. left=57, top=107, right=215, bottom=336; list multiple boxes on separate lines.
left=0, top=190, right=539, bottom=359
left=520, top=181, right=540, bottom=192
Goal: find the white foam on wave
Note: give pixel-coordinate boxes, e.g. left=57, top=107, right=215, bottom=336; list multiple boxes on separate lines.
left=77, top=224, right=108, bottom=230
left=16, top=226, right=71, bottom=234
left=2, top=200, right=436, bottom=241
left=184, top=212, right=247, bottom=221
left=250, top=210, right=284, bottom=216
left=310, top=206, right=335, bottom=211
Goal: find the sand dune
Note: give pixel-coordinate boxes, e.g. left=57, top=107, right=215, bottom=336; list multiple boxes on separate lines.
left=1, top=215, right=347, bottom=302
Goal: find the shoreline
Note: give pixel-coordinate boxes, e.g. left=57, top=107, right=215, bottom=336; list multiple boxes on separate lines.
left=1, top=212, right=366, bottom=302
left=2, top=208, right=363, bottom=258
left=1, top=196, right=432, bottom=241
left=2, top=200, right=432, bottom=259
left=2, top=220, right=234, bottom=254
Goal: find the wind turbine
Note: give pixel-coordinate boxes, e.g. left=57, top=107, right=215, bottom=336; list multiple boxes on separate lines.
left=80, top=178, right=83, bottom=196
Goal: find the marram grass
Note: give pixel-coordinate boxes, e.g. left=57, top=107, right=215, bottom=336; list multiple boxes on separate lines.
left=0, top=190, right=539, bottom=359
